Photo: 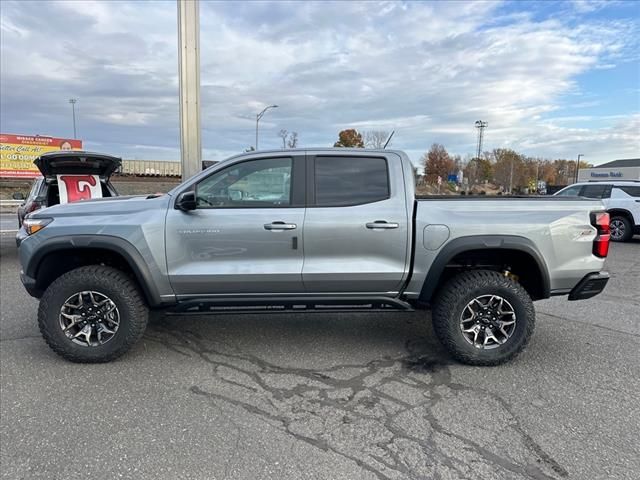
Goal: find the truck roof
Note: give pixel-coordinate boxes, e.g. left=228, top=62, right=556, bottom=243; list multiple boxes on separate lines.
left=222, top=148, right=405, bottom=163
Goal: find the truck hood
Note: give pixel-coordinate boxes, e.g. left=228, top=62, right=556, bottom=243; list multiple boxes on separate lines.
left=34, top=151, right=121, bottom=178
left=29, top=193, right=171, bottom=219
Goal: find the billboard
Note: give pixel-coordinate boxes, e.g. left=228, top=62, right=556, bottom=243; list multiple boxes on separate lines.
left=0, top=133, right=83, bottom=179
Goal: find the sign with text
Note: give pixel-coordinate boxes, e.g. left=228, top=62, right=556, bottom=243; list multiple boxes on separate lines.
left=57, top=174, right=102, bottom=204
left=0, top=133, right=83, bottom=179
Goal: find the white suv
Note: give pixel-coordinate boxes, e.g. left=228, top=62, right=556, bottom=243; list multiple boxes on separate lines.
left=555, top=181, right=640, bottom=242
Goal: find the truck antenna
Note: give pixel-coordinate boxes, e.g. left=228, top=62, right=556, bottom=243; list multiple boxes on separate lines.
left=383, top=130, right=395, bottom=149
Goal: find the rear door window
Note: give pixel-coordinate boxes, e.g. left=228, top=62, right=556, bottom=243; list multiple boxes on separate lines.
left=580, top=184, right=612, bottom=199
left=314, top=156, right=389, bottom=206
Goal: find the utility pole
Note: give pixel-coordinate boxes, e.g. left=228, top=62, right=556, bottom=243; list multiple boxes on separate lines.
left=509, top=158, right=514, bottom=194
left=177, top=0, right=202, bottom=180
left=255, top=105, right=278, bottom=150
left=474, top=120, right=488, bottom=160
left=69, top=98, right=78, bottom=139
left=575, top=154, right=583, bottom=183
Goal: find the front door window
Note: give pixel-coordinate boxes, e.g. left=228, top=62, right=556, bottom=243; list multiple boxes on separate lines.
left=196, top=158, right=292, bottom=208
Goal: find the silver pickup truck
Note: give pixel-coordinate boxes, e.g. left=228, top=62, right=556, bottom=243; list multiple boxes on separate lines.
left=17, top=149, right=610, bottom=365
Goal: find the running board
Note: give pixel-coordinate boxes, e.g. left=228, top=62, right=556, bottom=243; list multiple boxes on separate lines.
left=165, top=296, right=415, bottom=315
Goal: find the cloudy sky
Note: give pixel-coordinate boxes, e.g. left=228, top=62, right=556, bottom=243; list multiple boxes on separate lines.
left=1, top=0, right=639, bottom=166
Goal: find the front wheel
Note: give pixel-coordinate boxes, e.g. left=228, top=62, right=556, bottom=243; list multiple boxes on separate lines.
left=38, top=265, right=149, bottom=363
left=432, top=270, right=535, bottom=366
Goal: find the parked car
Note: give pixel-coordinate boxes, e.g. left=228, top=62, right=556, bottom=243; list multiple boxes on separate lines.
left=17, top=149, right=610, bottom=365
left=16, top=151, right=121, bottom=226
left=554, top=181, right=640, bottom=241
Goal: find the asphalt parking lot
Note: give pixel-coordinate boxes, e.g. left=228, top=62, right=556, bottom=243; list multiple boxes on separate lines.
left=1, top=215, right=639, bottom=480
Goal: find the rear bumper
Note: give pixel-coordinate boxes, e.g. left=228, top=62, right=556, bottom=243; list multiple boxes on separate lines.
left=568, top=272, right=609, bottom=301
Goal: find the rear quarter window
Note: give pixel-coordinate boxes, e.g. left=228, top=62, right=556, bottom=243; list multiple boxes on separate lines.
left=615, top=186, right=640, bottom=197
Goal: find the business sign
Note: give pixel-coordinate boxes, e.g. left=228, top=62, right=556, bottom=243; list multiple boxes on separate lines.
left=590, top=171, right=623, bottom=178
left=0, top=133, right=83, bottom=179
left=578, top=166, right=640, bottom=182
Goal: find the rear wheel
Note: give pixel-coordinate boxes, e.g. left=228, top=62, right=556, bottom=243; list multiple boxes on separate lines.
left=609, top=215, right=632, bottom=242
left=38, top=265, right=148, bottom=363
left=432, top=270, right=535, bottom=366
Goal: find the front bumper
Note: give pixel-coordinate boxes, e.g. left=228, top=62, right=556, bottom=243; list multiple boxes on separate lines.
left=15, top=228, right=41, bottom=298
left=15, top=227, right=28, bottom=247
left=568, top=272, right=609, bottom=301
left=20, top=271, right=41, bottom=298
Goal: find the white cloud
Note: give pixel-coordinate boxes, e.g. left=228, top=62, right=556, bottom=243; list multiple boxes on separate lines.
left=0, top=0, right=638, bottom=166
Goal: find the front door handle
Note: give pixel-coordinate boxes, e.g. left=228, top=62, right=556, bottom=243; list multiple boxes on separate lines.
left=264, top=221, right=297, bottom=231
left=366, top=220, right=399, bottom=229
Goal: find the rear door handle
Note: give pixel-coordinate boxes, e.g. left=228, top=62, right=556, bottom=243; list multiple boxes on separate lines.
left=366, top=220, right=399, bottom=229
left=264, top=221, right=297, bottom=231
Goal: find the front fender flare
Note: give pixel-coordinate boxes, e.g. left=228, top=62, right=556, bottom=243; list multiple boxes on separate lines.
left=26, top=235, right=175, bottom=307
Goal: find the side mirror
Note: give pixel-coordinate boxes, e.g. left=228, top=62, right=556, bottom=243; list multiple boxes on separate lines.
left=12, top=192, right=25, bottom=200
left=175, top=191, right=197, bottom=211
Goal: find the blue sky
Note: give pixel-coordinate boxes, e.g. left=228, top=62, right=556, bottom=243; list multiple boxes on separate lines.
left=1, top=0, right=638, bottom=166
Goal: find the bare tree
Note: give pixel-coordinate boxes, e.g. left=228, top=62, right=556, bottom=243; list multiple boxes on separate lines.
left=287, top=131, right=298, bottom=149
left=364, top=130, right=390, bottom=149
left=277, top=129, right=288, bottom=149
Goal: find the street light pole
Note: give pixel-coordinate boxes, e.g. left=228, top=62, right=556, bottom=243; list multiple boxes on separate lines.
left=69, top=98, right=77, bottom=139
left=255, top=105, right=278, bottom=150
left=576, top=154, right=583, bottom=183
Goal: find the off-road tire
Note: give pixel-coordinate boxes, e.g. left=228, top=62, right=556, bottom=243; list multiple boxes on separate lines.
left=38, top=265, right=148, bottom=363
left=432, top=270, right=535, bottom=366
left=610, top=215, right=632, bottom=242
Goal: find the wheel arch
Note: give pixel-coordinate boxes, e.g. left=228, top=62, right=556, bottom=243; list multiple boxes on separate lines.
left=418, top=235, right=550, bottom=303
left=26, top=235, right=164, bottom=307
left=607, top=208, right=634, bottom=223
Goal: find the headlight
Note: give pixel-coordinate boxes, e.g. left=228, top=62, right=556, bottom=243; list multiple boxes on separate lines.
left=23, top=217, right=53, bottom=235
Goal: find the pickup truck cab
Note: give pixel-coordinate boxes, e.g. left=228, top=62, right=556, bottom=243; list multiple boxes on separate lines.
left=17, top=149, right=610, bottom=365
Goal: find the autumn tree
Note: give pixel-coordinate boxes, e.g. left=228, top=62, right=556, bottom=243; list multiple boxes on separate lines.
left=364, top=130, right=390, bottom=149
left=422, top=143, right=455, bottom=184
left=334, top=129, right=364, bottom=148
left=464, top=156, right=493, bottom=185
left=492, top=148, right=525, bottom=192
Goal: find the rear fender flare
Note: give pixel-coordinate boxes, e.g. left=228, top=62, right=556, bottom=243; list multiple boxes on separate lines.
left=418, top=235, right=550, bottom=303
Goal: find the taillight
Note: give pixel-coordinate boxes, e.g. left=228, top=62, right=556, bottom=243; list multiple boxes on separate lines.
left=26, top=200, right=43, bottom=214
left=590, top=212, right=610, bottom=258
